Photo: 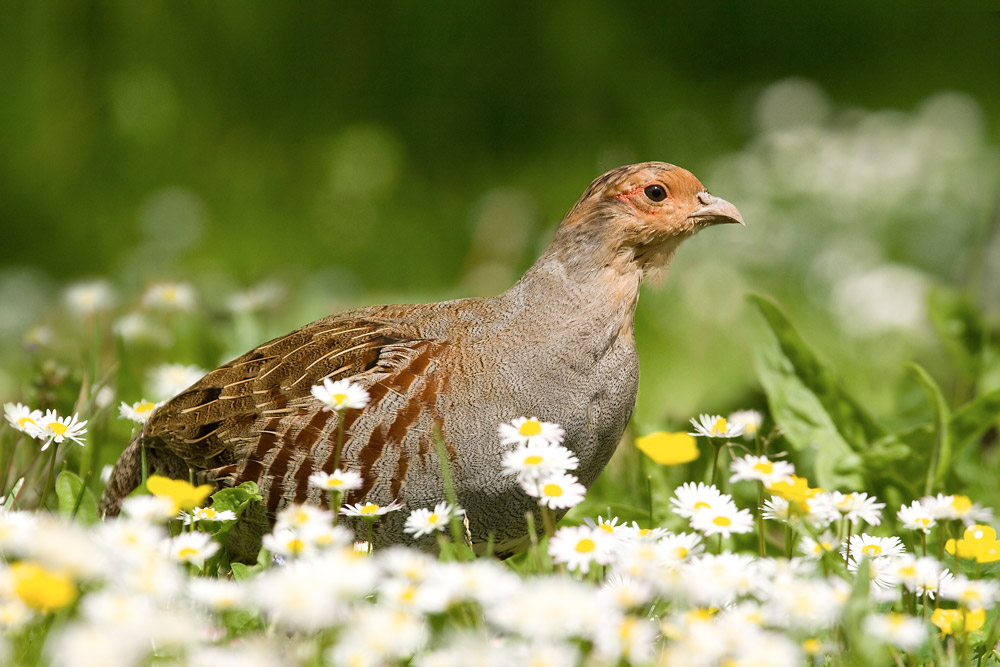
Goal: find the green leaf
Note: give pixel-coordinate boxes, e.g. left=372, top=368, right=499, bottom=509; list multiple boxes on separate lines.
left=750, top=306, right=864, bottom=490
left=907, top=363, right=952, bottom=495
left=749, top=294, right=886, bottom=450
left=230, top=562, right=250, bottom=580
left=207, top=481, right=263, bottom=547
left=927, top=286, right=985, bottom=381
left=949, top=386, right=1000, bottom=452
left=210, top=481, right=263, bottom=515
left=55, top=471, right=98, bottom=524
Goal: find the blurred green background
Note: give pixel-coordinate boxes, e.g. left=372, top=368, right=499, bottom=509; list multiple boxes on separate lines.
left=2, top=2, right=999, bottom=432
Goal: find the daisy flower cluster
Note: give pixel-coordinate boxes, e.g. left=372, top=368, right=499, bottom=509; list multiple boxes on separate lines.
left=500, top=416, right=585, bottom=510
left=3, top=403, right=88, bottom=450
left=0, top=410, right=995, bottom=667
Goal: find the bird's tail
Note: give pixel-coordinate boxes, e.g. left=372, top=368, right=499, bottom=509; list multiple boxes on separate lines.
left=98, top=434, right=145, bottom=517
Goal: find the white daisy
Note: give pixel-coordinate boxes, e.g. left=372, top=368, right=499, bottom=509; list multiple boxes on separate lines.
left=922, top=493, right=993, bottom=525
left=798, top=531, right=838, bottom=560
left=688, top=413, right=745, bottom=439
left=689, top=501, right=755, bottom=538
left=501, top=442, right=579, bottom=482
left=142, top=282, right=196, bottom=312
left=340, top=500, right=403, bottom=517
left=3, top=403, right=42, bottom=435
left=308, top=469, right=363, bottom=492
left=187, top=578, right=247, bottom=611
left=727, top=409, right=764, bottom=440
left=940, top=574, right=1000, bottom=610
left=310, top=378, right=370, bottom=411
left=520, top=472, right=586, bottom=510
left=163, top=532, right=219, bottom=569
left=33, top=410, right=88, bottom=449
left=847, top=555, right=900, bottom=591
left=729, top=454, right=795, bottom=487
left=547, top=525, right=615, bottom=573
left=615, top=522, right=671, bottom=542
left=181, top=506, right=237, bottom=524
left=262, top=527, right=314, bottom=560
left=862, top=613, right=926, bottom=652
left=403, top=502, right=464, bottom=538
left=275, top=503, right=334, bottom=531
left=762, top=494, right=839, bottom=529
left=64, top=280, right=116, bottom=317
left=120, top=495, right=177, bottom=522
left=830, top=491, right=884, bottom=526
left=118, top=399, right=160, bottom=424
left=583, top=515, right=624, bottom=537
left=843, top=534, right=905, bottom=561
left=498, top=417, right=566, bottom=447
left=889, top=555, right=946, bottom=596
left=657, top=531, right=705, bottom=563
left=669, top=482, right=728, bottom=518
left=896, top=500, right=936, bottom=533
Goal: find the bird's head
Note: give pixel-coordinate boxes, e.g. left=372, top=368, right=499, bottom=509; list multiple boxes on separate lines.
left=555, top=161, right=744, bottom=278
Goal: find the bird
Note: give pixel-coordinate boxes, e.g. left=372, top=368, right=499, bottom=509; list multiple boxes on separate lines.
left=99, top=161, right=744, bottom=556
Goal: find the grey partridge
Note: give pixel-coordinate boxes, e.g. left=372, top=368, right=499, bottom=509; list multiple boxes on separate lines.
left=100, top=162, right=744, bottom=554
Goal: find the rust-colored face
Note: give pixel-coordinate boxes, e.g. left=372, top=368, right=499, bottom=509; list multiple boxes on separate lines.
left=606, top=163, right=744, bottom=237
left=562, top=162, right=744, bottom=262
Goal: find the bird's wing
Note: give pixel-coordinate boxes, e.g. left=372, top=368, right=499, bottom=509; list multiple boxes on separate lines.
left=143, top=313, right=441, bottom=474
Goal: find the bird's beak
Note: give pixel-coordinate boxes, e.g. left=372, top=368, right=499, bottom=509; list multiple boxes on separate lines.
left=689, top=192, right=745, bottom=227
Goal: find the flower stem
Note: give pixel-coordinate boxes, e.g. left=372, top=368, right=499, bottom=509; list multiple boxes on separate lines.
left=756, top=482, right=766, bottom=557
left=331, top=411, right=345, bottom=474
left=38, top=440, right=59, bottom=509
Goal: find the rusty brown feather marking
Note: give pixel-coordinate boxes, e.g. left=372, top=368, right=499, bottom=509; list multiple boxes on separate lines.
left=349, top=342, right=444, bottom=503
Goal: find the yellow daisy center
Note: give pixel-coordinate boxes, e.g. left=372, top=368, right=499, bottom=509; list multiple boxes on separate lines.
left=862, top=544, right=882, bottom=557
left=711, top=418, right=728, bottom=435
left=673, top=546, right=688, bottom=558
left=523, top=455, right=543, bottom=465
left=332, top=393, right=348, bottom=405
left=917, top=518, right=930, bottom=527
left=693, top=501, right=712, bottom=510
left=287, top=538, right=306, bottom=554
left=753, top=461, right=773, bottom=474
left=178, top=547, right=199, bottom=559
left=17, top=416, right=36, bottom=429
left=360, top=504, right=380, bottom=515
left=163, top=287, right=178, bottom=301
left=575, top=538, right=596, bottom=553
left=952, top=495, right=972, bottom=513
left=542, top=483, right=563, bottom=497
left=47, top=422, right=68, bottom=436
left=136, top=401, right=156, bottom=414
left=712, top=516, right=732, bottom=527
left=802, top=639, right=822, bottom=655
left=197, top=508, right=217, bottom=519
left=519, top=420, right=542, bottom=436
left=427, top=513, right=440, bottom=524
left=599, top=523, right=615, bottom=533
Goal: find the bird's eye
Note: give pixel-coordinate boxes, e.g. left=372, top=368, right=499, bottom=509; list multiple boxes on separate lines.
left=643, top=184, right=668, bottom=202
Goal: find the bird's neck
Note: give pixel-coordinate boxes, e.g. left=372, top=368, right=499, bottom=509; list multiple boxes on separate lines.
left=498, top=222, right=679, bottom=350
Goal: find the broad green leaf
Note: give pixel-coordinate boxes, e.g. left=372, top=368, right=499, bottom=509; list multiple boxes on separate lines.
left=749, top=294, right=886, bottom=450
left=949, top=386, right=1000, bottom=451
left=210, top=481, right=263, bottom=516
left=208, top=481, right=263, bottom=546
left=907, top=363, right=951, bottom=495
left=927, top=286, right=985, bottom=381
left=55, top=471, right=98, bottom=524
left=751, top=314, right=863, bottom=490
